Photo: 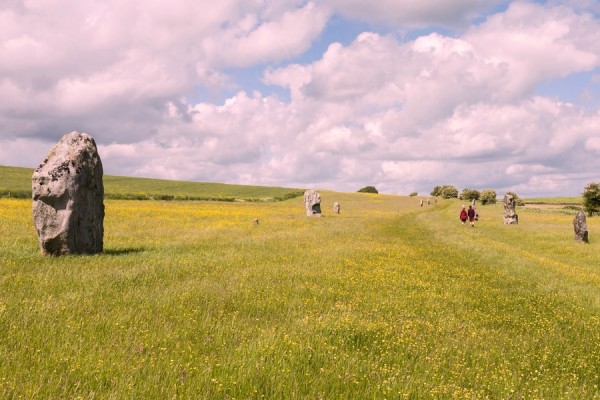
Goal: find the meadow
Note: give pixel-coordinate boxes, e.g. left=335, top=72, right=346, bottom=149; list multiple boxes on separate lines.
left=0, top=188, right=599, bottom=398
left=0, top=165, right=303, bottom=201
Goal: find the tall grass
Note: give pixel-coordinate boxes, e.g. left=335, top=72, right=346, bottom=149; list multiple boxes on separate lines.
left=0, top=194, right=599, bottom=398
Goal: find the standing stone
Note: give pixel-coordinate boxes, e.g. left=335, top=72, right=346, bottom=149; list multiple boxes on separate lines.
left=420, top=199, right=423, bottom=207
left=32, top=132, right=104, bottom=255
left=503, top=193, right=518, bottom=225
left=573, top=211, right=589, bottom=243
left=304, top=190, right=321, bottom=217
left=333, top=202, right=340, bottom=214
left=427, top=198, right=430, bottom=205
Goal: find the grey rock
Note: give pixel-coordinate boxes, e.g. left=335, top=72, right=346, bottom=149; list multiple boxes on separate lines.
left=304, top=190, right=321, bottom=217
left=32, top=131, right=104, bottom=255
left=503, top=193, right=518, bottom=224
left=333, top=202, right=340, bottom=214
left=573, top=211, right=589, bottom=243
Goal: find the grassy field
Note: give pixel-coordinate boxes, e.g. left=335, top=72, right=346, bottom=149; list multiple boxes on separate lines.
left=1, top=191, right=599, bottom=399
left=0, top=165, right=303, bottom=201
left=524, top=197, right=583, bottom=205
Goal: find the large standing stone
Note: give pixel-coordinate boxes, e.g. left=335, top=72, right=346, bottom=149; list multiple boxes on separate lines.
left=304, top=190, right=321, bottom=217
left=573, top=211, right=589, bottom=243
left=32, top=132, right=104, bottom=255
left=503, top=193, right=518, bottom=224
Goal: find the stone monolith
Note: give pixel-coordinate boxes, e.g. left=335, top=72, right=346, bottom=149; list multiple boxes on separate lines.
left=503, top=193, right=518, bottom=224
left=32, top=131, right=104, bottom=255
left=304, top=190, right=321, bottom=217
left=573, top=211, right=589, bottom=243
left=333, top=202, right=340, bottom=214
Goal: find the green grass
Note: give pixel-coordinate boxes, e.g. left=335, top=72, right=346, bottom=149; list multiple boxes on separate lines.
left=524, top=197, right=583, bottom=205
left=0, top=165, right=303, bottom=201
left=1, top=192, right=599, bottom=399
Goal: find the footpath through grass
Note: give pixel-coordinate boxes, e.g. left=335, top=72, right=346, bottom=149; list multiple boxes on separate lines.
left=0, top=194, right=599, bottom=398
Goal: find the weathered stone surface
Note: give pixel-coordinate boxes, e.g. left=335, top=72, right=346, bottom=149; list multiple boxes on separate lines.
left=573, top=211, right=589, bottom=243
left=32, top=132, right=104, bottom=255
left=304, top=190, right=321, bottom=217
left=333, top=202, right=340, bottom=214
left=503, top=193, right=518, bottom=224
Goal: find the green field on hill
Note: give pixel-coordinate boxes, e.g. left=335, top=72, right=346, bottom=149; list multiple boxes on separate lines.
left=1, top=188, right=599, bottom=398
left=0, top=165, right=303, bottom=201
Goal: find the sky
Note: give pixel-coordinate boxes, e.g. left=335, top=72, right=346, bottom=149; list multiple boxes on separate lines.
left=1, top=0, right=600, bottom=197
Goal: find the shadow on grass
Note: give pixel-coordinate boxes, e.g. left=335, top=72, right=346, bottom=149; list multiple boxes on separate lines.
left=103, top=247, right=146, bottom=256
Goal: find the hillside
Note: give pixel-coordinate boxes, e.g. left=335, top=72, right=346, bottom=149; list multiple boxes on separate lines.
left=0, top=165, right=303, bottom=202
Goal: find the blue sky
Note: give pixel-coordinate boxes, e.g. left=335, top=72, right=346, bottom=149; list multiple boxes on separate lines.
left=1, top=0, right=600, bottom=197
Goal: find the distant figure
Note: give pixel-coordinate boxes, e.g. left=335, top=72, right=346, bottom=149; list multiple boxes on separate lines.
left=460, top=205, right=468, bottom=225
left=468, top=205, right=476, bottom=227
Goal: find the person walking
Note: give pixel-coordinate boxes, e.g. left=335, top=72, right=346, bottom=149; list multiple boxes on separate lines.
left=460, top=205, right=468, bottom=225
left=467, top=205, right=476, bottom=227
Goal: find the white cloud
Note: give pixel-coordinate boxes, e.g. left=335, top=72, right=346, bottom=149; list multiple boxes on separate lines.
left=203, top=2, right=330, bottom=68
left=465, top=2, right=600, bottom=96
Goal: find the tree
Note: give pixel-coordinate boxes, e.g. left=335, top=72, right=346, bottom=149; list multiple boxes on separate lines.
left=459, top=188, right=480, bottom=202
left=440, top=185, right=458, bottom=199
left=480, top=189, right=497, bottom=205
left=583, top=182, right=600, bottom=216
left=505, top=191, right=524, bottom=206
left=358, top=186, right=378, bottom=194
left=409, top=192, right=418, bottom=197
left=431, top=185, right=458, bottom=199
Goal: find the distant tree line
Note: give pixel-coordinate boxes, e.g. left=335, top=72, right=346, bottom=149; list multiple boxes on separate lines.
left=430, top=186, right=526, bottom=206
left=425, top=182, right=600, bottom=217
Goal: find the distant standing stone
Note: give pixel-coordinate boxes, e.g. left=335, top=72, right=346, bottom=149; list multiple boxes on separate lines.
left=333, top=202, right=340, bottom=214
left=420, top=199, right=423, bottom=207
left=427, top=198, right=430, bottom=205
left=304, top=190, right=321, bottom=217
left=32, top=131, right=104, bottom=255
left=503, top=193, right=518, bottom=225
left=253, top=218, right=259, bottom=227
left=573, top=211, right=589, bottom=243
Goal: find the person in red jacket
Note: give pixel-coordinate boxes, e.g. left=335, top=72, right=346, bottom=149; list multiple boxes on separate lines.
left=460, top=205, right=468, bottom=225
left=467, top=205, right=476, bottom=227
